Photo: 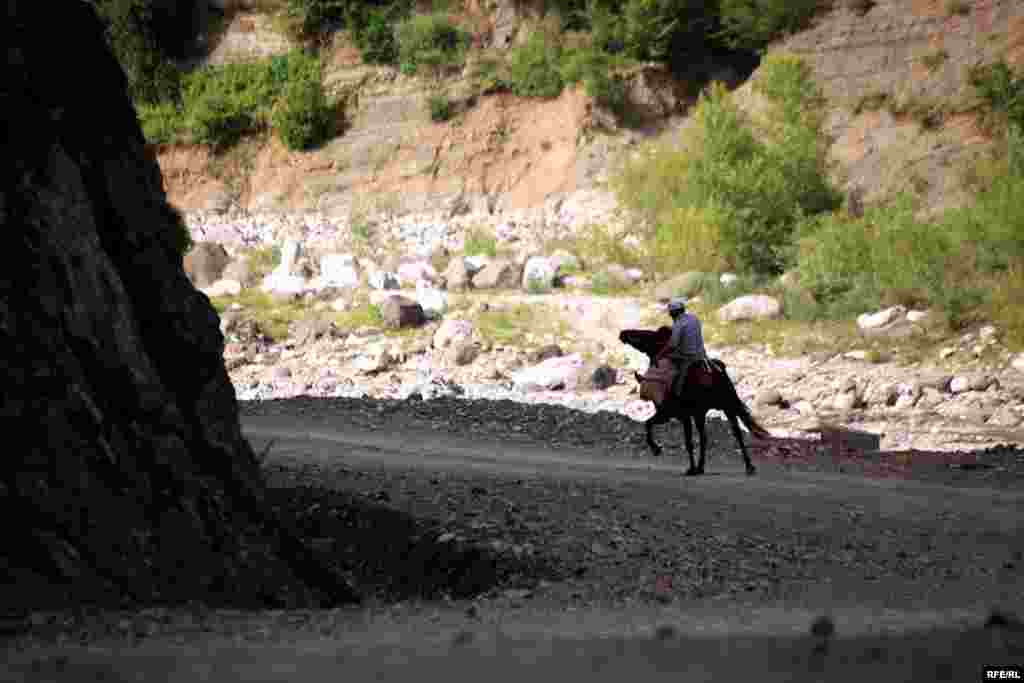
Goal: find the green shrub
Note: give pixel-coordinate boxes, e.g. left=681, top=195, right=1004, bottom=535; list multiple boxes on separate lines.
left=508, top=32, right=565, bottom=98
left=396, top=12, right=469, bottom=76
left=352, top=5, right=401, bottom=64
left=283, top=0, right=350, bottom=39
left=271, top=76, right=333, bottom=150
left=138, top=101, right=183, bottom=144
left=427, top=92, right=453, bottom=121
left=613, top=58, right=839, bottom=278
left=795, top=196, right=953, bottom=315
left=95, top=0, right=203, bottom=104
left=174, top=51, right=328, bottom=149
left=718, top=0, right=821, bottom=51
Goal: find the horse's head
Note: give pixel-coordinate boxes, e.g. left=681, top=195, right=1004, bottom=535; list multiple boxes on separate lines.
left=619, top=327, right=672, bottom=361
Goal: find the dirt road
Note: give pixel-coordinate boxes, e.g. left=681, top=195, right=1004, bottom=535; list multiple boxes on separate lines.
left=4, top=414, right=1024, bottom=681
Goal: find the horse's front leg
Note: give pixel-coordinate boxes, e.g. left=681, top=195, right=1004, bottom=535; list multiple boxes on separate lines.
left=682, top=416, right=699, bottom=475
left=645, top=411, right=669, bottom=457
left=694, top=411, right=709, bottom=475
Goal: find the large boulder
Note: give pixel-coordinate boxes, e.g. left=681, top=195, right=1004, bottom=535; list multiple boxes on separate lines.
left=442, top=257, right=472, bottom=290
left=397, top=260, right=439, bottom=287
left=1, top=0, right=355, bottom=610
left=512, top=354, right=587, bottom=392
left=472, top=258, right=522, bottom=289
left=184, top=241, right=231, bottom=288
left=379, top=295, right=426, bottom=329
left=318, top=253, right=360, bottom=289
left=202, top=278, right=243, bottom=298
left=717, top=295, right=782, bottom=322
left=522, top=256, right=557, bottom=291
left=415, top=283, right=448, bottom=320
left=433, top=319, right=476, bottom=350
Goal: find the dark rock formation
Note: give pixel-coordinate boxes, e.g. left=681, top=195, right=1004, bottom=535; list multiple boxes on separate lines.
left=0, top=0, right=355, bottom=609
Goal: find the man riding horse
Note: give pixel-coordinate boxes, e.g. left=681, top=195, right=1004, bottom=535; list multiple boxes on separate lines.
left=657, top=297, right=710, bottom=398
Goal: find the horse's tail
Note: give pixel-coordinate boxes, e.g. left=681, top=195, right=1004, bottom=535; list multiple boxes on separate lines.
left=718, top=365, right=772, bottom=439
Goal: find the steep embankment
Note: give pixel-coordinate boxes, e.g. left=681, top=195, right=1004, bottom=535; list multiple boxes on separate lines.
left=158, top=0, right=1024, bottom=221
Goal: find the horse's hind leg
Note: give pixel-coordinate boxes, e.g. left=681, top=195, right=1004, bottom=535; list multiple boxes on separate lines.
left=645, top=412, right=669, bottom=457
left=727, top=412, right=757, bottom=475
left=682, top=417, right=700, bottom=474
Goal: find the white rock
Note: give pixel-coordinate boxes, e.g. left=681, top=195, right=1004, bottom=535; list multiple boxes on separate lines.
left=906, top=310, right=930, bottom=323
left=793, top=400, right=816, bottom=415
left=717, top=295, right=782, bottom=322
left=979, top=325, right=998, bottom=341
left=624, top=268, right=644, bottom=283
left=331, top=298, right=352, bottom=312
left=353, top=344, right=393, bottom=374
left=512, top=353, right=586, bottom=392
left=939, top=347, right=956, bottom=360
left=368, top=271, right=401, bottom=290
left=261, top=272, right=307, bottom=296
left=202, top=279, right=242, bottom=297
left=949, top=376, right=971, bottom=394
left=833, top=392, right=860, bottom=411
left=415, top=284, right=448, bottom=320
left=278, top=238, right=303, bottom=275
left=522, top=256, right=558, bottom=291
left=464, top=255, right=490, bottom=275
left=319, top=253, right=360, bottom=289
left=397, top=261, right=438, bottom=286
left=856, top=306, right=906, bottom=331
left=720, top=273, right=738, bottom=287
left=1012, top=353, right=1024, bottom=372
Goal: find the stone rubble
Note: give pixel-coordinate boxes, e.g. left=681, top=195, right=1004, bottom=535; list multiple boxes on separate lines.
left=189, top=210, right=1024, bottom=455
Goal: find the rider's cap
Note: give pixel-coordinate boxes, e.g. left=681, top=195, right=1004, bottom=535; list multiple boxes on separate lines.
left=667, top=297, right=687, bottom=312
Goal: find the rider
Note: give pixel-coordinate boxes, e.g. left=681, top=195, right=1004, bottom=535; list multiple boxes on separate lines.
left=656, top=297, right=709, bottom=397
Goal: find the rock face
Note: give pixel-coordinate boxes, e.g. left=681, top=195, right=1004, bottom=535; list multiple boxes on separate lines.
left=0, top=0, right=353, bottom=610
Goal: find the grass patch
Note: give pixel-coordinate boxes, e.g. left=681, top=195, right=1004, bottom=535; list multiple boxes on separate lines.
left=945, top=0, right=970, bottom=16
left=463, top=226, right=499, bottom=258
left=474, top=303, right=570, bottom=348
left=920, top=49, right=949, bottom=72
left=210, top=289, right=309, bottom=342
left=332, top=302, right=385, bottom=329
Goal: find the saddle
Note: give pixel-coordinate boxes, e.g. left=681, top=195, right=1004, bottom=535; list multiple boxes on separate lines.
left=639, top=358, right=725, bottom=405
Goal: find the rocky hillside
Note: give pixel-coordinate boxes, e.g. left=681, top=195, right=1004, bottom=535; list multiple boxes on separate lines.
left=159, top=0, right=1024, bottom=229
left=0, top=0, right=358, bottom=610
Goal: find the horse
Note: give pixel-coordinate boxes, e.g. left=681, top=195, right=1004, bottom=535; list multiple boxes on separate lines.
left=619, top=327, right=771, bottom=476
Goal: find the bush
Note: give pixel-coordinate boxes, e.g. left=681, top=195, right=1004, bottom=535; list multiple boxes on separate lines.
left=283, top=0, right=350, bottom=39
left=271, top=76, right=334, bottom=150
left=396, top=12, right=469, bottom=76
left=508, top=32, right=565, bottom=98
left=138, top=101, right=183, bottom=144
left=718, top=0, right=821, bottom=51
left=795, top=196, right=953, bottom=316
left=352, top=5, right=401, bottom=64
left=427, top=92, right=453, bottom=122
left=612, top=58, right=839, bottom=277
left=96, top=0, right=195, bottom=105
left=169, top=51, right=329, bottom=149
